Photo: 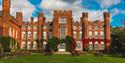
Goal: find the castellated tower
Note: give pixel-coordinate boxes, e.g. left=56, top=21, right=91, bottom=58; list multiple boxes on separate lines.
left=38, top=12, right=45, bottom=41
left=53, top=10, right=73, bottom=38
left=104, top=12, right=111, bottom=48
left=2, top=0, right=10, bottom=36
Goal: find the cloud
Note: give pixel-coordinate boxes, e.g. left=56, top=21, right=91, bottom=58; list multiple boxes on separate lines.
left=96, top=0, right=121, bottom=8
left=10, top=0, right=36, bottom=21
left=0, top=0, right=2, bottom=10
left=111, top=8, right=125, bottom=16
left=40, top=0, right=108, bottom=21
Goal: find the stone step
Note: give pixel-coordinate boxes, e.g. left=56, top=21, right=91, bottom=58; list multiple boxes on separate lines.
left=54, top=51, right=71, bottom=54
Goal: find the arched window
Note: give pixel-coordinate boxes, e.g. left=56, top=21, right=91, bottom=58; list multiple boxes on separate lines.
left=28, top=31, right=31, bottom=39
left=27, top=41, right=31, bottom=50
left=73, top=31, right=77, bottom=39
left=43, top=41, right=47, bottom=49
left=79, top=31, right=82, bottom=39
left=33, top=31, right=37, bottom=39
left=22, top=31, right=26, bottom=39
left=94, top=31, right=98, bottom=39
left=100, top=31, right=104, bottom=39
left=89, top=42, right=93, bottom=50
left=89, top=31, right=92, bottom=39
left=21, top=42, right=25, bottom=49
left=43, top=31, right=47, bottom=40
left=33, top=42, right=37, bottom=49
left=101, top=41, right=105, bottom=50
left=94, top=41, right=98, bottom=50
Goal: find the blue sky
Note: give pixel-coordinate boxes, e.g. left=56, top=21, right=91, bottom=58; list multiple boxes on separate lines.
left=0, top=0, right=125, bottom=27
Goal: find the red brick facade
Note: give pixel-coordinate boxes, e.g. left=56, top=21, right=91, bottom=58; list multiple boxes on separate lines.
left=0, top=0, right=110, bottom=51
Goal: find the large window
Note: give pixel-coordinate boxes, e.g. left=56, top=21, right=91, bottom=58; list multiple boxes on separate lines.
left=94, top=31, right=98, bottom=39
left=76, top=42, right=82, bottom=49
left=79, top=31, right=82, bottom=39
left=27, top=41, right=31, bottom=50
left=59, top=17, right=67, bottom=24
left=21, top=42, right=25, bottom=49
left=89, top=42, right=93, bottom=50
left=43, top=31, right=47, bottom=40
left=100, top=31, right=104, bottom=39
left=100, top=41, right=105, bottom=50
left=28, top=31, right=31, bottom=39
left=33, top=42, right=37, bottom=49
left=22, top=31, right=26, bottom=39
left=16, top=31, right=18, bottom=38
left=9, top=28, right=12, bottom=37
left=60, top=27, right=66, bottom=39
left=33, top=31, right=37, bottom=39
left=89, top=31, right=92, bottom=39
left=13, top=29, right=15, bottom=37
left=94, top=41, right=98, bottom=50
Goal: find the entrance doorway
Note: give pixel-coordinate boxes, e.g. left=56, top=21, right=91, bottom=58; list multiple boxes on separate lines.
left=58, top=43, right=66, bottom=51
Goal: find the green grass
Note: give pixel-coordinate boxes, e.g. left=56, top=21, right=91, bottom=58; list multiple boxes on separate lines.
left=0, top=54, right=125, bottom=63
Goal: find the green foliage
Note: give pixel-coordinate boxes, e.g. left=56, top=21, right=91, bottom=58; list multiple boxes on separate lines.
left=0, top=36, right=16, bottom=52
left=110, top=28, right=125, bottom=53
left=65, top=36, right=76, bottom=52
left=48, top=37, right=60, bottom=52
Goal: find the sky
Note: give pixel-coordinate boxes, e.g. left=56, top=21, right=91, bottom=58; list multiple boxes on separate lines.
left=0, top=0, right=125, bottom=27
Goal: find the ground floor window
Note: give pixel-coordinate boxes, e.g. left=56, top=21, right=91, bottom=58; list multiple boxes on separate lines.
left=94, top=42, right=98, bottom=50
left=27, top=42, right=31, bottom=50
left=100, top=41, right=105, bottom=50
left=89, top=42, right=93, bottom=50
left=21, top=42, right=25, bottom=49
left=76, top=41, right=82, bottom=50
left=33, top=42, right=37, bottom=50
left=43, top=41, right=47, bottom=50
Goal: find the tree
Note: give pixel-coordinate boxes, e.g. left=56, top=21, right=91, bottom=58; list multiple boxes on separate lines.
left=65, top=36, right=76, bottom=53
left=110, top=28, right=125, bottom=54
left=47, top=37, right=60, bottom=52
left=0, top=36, right=16, bottom=52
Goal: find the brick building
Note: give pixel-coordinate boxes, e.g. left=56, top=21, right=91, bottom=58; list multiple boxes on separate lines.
left=0, top=0, right=110, bottom=51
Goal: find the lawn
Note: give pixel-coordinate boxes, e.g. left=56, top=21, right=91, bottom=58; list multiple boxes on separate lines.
left=0, top=54, right=125, bottom=63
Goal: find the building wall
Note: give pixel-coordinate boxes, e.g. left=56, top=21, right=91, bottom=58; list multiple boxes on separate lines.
left=0, top=0, right=111, bottom=51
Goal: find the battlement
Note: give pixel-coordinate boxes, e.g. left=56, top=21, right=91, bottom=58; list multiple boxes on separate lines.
left=103, top=12, right=110, bottom=18
left=54, top=10, right=72, bottom=14
left=82, top=12, right=88, bottom=18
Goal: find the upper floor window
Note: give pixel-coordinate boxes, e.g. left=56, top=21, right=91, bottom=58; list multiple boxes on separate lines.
left=16, top=31, right=18, bottom=38
left=9, top=28, right=12, bottom=37
left=22, top=31, right=26, bottom=39
left=28, top=31, right=31, bottom=39
left=59, top=17, right=67, bottom=24
left=94, top=31, right=98, bottom=39
left=79, top=31, right=82, bottom=39
left=73, top=31, right=77, bottom=39
left=100, top=31, right=104, bottom=39
left=43, top=31, right=47, bottom=40
left=89, top=31, right=92, bottom=39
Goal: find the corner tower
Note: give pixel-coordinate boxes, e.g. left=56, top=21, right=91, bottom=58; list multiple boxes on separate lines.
left=2, top=0, right=10, bottom=36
